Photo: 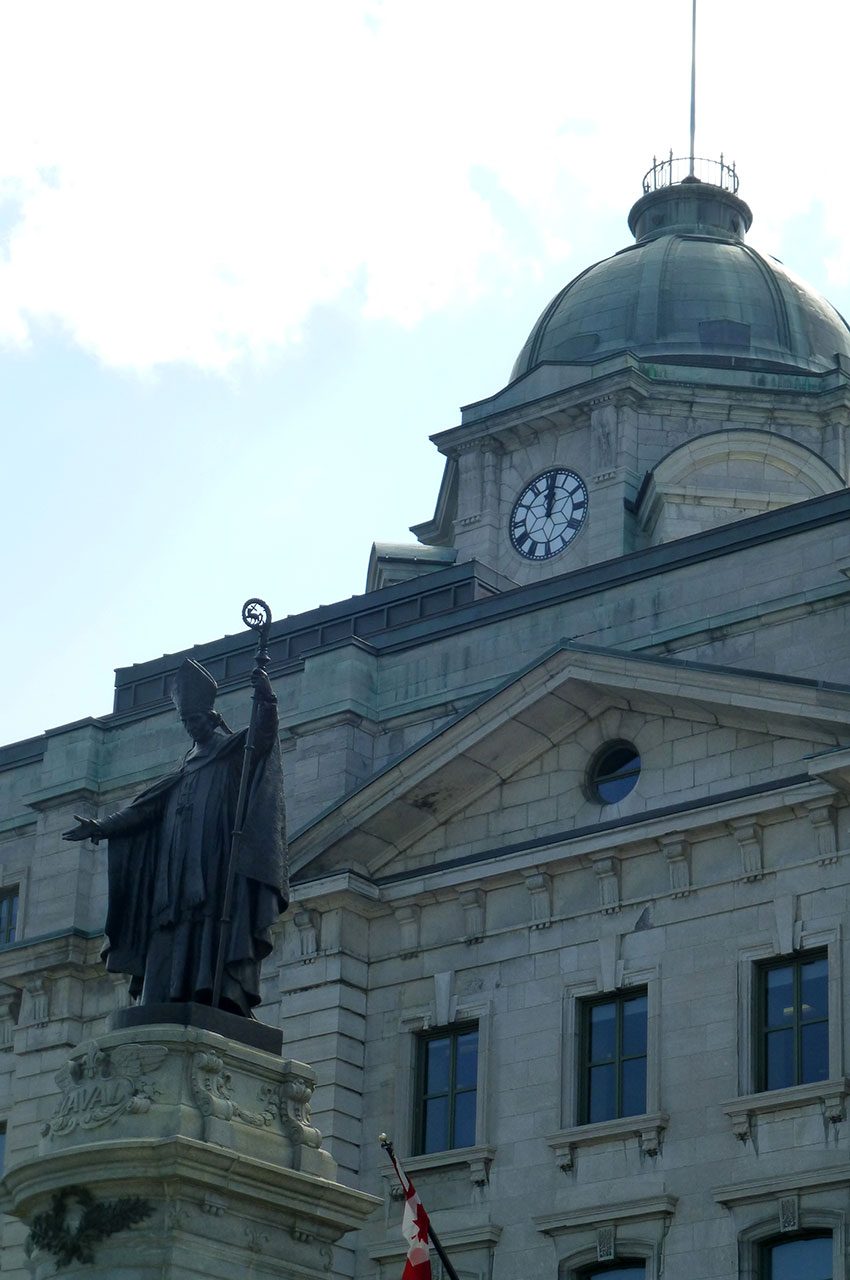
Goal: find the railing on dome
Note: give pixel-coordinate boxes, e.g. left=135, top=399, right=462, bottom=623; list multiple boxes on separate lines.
left=642, top=153, right=738, bottom=195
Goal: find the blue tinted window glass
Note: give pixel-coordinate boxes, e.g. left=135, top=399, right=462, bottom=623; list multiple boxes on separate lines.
left=766, top=1028, right=794, bottom=1090
left=455, top=1032, right=478, bottom=1089
left=597, top=774, right=637, bottom=804
left=589, top=1063, right=616, bottom=1123
left=425, top=1038, right=450, bottom=1094
left=801, top=1021, right=829, bottom=1084
left=769, top=1235, right=831, bottom=1280
left=800, top=959, right=828, bottom=1021
left=583, top=991, right=647, bottom=1124
left=417, top=1026, right=478, bottom=1155
left=766, top=967, right=794, bottom=1028
left=761, top=953, right=829, bottom=1092
left=589, top=1003, right=616, bottom=1061
left=622, top=996, right=648, bottom=1056
left=621, top=1057, right=646, bottom=1118
left=423, top=1096, right=448, bottom=1154
left=0, top=891, right=15, bottom=944
left=594, top=745, right=640, bottom=804
left=453, top=1091, right=476, bottom=1148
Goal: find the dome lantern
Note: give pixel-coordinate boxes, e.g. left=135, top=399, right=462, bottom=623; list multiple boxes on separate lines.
left=628, top=154, right=752, bottom=243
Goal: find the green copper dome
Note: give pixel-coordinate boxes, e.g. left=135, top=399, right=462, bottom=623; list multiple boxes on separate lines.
left=511, top=179, right=850, bottom=380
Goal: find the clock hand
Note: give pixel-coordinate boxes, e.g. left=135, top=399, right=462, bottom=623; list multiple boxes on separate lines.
left=545, top=473, right=556, bottom=518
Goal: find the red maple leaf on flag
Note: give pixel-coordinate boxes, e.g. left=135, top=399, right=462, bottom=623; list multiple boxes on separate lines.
left=400, top=1174, right=432, bottom=1279
left=412, top=1199, right=430, bottom=1244
left=383, top=1141, right=436, bottom=1280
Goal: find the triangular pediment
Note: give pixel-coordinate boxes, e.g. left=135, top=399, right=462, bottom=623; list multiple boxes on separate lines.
left=289, top=643, right=850, bottom=883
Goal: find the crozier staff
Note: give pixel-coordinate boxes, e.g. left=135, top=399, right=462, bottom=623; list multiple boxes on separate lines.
left=63, top=647, right=288, bottom=1017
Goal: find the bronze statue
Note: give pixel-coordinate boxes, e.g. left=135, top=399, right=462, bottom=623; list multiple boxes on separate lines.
left=63, top=604, right=287, bottom=1018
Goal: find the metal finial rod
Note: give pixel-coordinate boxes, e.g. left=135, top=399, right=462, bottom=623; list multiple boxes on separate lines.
left=689, top=0, right=697, bottom=176
left=211, top=597, right=274, bottom=1011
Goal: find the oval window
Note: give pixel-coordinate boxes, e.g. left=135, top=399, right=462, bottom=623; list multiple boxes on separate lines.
left=590, top=741, right=641, bottom=804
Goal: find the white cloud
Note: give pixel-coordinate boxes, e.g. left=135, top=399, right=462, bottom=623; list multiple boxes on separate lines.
left=0, top=1, right=849, bottom=370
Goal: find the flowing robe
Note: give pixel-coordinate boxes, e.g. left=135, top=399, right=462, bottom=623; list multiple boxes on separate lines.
left=100, top=701, right=287, bottom=1015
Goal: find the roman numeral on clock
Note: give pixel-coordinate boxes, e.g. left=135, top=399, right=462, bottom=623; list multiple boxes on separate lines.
left=509, top=468, right=588, bottom=560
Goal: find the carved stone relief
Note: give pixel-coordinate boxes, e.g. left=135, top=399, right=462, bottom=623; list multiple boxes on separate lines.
left=43, top=1043, right=168, bottom=1138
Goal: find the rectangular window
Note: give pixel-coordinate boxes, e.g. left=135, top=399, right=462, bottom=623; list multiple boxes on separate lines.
left=579, top=989, right=647, bottom=1124
left=414, top=1024, right=478, bottom=1155
left=0, top=888, right=18, bottom=946
left=756, top=952, right=828, bottom=1091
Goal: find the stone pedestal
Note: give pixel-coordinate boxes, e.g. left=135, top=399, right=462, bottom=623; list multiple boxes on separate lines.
left=3, top=1016, right=380, bottom=1278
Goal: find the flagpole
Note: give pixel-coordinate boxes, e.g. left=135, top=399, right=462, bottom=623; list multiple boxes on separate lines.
left=689, top=0, right=697, bottom=177
left=380, top=1135, right=462, bottom=1280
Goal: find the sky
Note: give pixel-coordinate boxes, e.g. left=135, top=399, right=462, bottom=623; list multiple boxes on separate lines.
left=3, top=0, right=850, bottom=745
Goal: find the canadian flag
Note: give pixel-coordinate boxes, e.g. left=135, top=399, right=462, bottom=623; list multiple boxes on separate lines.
left=396, top=1164, right=432, bottom=1280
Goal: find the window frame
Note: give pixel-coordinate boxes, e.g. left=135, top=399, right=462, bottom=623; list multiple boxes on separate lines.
left=735, top=931, right=843, bottom=1103
left=720, top=1178, right=845, bottom=1279
left=0, top=886, right=19, bottom=947
left=577, top=1265, right=646, bottom=1280
left=758, top=1231, right=833, bottom=1280
left=413, top=1021, right=479, bottom=1156
left=548, top=1211, right=669, bottom=1280
left=587, top=740, right=641, bottom=805
left=755, top=949, right=829, bottom=1092
left=578, top=987, right=648, bottom=1125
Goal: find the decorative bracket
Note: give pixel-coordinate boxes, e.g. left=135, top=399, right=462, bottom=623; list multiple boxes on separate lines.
left=592, top=856, right=621, bottom=914
left=0, top=988, right=20, bottom=1051
left=293, top=910, right=321, bottom=960
left=524, top=872, right=552, bottom=929
left=638, top=1122, right=665, bottom=1158
left=731, top=821, right=763, bottom=881
left=596, top=1224, right=615, bottom=1262
left=822, top=1087, right=846, bottom=1126
left=805, top=802, right=837, bottom=864
left=394, top=904, right=421, bottom=956
left=468, top=1152, right=492, bottom=1187
left=660, top=834, right=691, bottom=897
left=191, top=1051, right=274, bottom=1131
left=21, top=977, right=49, bottom=1028
left=778, top=1194, right=799, bottom=1233
left=727, top=1109, right=752, bottom=1143
left=459, top=889, right=485, bottom=943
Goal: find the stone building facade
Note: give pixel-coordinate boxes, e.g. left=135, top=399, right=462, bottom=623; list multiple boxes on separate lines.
left=2, top=163, right=850, bottom=1279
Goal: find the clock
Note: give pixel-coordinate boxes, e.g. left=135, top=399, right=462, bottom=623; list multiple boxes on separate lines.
left=509, top=468, right=588, bottom=560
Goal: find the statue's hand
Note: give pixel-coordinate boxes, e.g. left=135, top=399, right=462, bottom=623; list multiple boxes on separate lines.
left=62, top=815, right=104, bottom=844
left=251, top=668, right=277, bottom=703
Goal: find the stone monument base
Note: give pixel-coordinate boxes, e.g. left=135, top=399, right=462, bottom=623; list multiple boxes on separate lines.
left=109, top=999, right=284, bottom=1055
left=3, top=1020, right=380, bottom=1279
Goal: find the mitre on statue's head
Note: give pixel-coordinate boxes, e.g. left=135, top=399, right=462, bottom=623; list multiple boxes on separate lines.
left=171, top=659, right=217, bottom=716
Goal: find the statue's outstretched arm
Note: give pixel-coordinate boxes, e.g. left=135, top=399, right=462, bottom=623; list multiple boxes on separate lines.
left=62, top=796, right=161, bottom=844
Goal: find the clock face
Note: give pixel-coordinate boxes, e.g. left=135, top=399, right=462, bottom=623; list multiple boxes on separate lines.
left=509, top=468, right=588, bottom=560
